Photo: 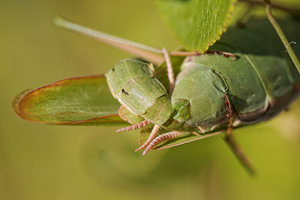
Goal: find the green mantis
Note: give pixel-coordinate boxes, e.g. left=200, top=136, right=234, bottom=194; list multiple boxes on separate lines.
left=12, top=1, right=300, bottom=174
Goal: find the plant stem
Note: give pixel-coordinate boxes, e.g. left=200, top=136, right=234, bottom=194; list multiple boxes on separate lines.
left=225, top=134, right=256, bottom=175
left=240, top=0, right=297, bottom=13
left=263, top=0, right=300, bottom=74
left=53, top=16, right=164, bottom=65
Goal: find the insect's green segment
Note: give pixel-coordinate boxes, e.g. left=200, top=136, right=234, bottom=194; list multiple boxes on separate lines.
left=118, top=105, right=144, bottom=125
left=105, top=59, right=155, bottom=98
left=106, top=59, right=230, bottom=134
left=193, top=20, right=300, bottom=122
left=105, top=59, right=173, bottom=126
left=172, top=63, right=227, bottom=130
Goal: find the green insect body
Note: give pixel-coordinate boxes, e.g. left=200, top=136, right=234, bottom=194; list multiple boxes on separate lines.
left=106, top=20, right=300, bottom=144
left=12, top=14, right=300, bottom=173
left=171, top=62, right=228, bottom=131
left=105, top=59, right=174, bottom=126
left=106, top=59, right=228, bottom=133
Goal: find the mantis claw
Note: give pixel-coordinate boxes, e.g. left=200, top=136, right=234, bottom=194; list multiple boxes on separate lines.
left=116, top=120, right=151, bottom=132
left=135, top=124, right=160, bottom=152
left=142, top=131, right=183, bottom=155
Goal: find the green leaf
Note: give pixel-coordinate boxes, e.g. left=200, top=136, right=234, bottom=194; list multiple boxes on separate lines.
left=156, top=0, right=236, bottom=52
left=12, top=75, right=127, bottom=125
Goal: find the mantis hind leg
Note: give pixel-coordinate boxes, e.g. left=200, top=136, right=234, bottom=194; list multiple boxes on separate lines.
left=223, top=93, right=256, bottom=175
left=136, top=124, right=160, bottom=152
left=116, top=120, right=151, bottom=132
left=142, top=131, right=184, bottom=155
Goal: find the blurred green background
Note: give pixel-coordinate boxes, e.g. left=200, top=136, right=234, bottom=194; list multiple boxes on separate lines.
left=1, top=0, right=300, bottom=199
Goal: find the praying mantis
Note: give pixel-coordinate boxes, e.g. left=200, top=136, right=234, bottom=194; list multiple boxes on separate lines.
left=13, top=1, right=300, bottom=174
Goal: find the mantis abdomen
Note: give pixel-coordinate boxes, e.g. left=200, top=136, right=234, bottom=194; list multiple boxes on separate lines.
left=190, top=20, right=300, bottom=126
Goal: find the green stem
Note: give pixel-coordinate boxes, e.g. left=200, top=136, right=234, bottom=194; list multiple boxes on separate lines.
left=53, top=16, right=164, bottom=65
left=240, top=0, right=296, bottom=14
left=225, top=134, right=256, bottom=176
left=263, top=0, right=300, bottom=74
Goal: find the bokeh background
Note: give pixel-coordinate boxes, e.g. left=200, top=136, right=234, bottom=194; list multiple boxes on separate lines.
left=1, top=0, right=300, bottom=199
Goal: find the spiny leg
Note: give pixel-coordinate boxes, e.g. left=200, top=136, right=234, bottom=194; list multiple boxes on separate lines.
left=223, top=93, right=255, bottom=175
left=143, top=131, right=184, bottom=155
left=116, top=120, right=151, bottom=132
left=206, top=50, right=237, bottom=61
left=197, top=126, right=205, bottom=134
left=136, top=48, right=176, bottom=152
left=162, top=48, right=175, bottom=94
left=136, top=124, right=160, bottom=152
left=223, top=94, right=233, bottom=137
